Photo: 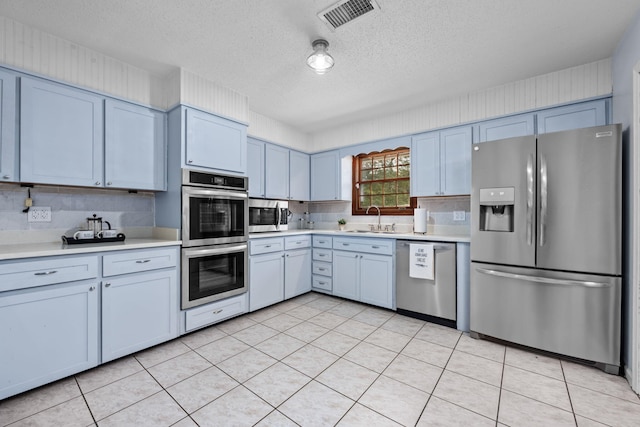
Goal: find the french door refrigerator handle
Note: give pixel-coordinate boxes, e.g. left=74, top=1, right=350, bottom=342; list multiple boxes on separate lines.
left=476, top=267, right=611, bottom=288
left=539, top=154, right=548, bottom=246
left=526, top=153, right=534, bottom=246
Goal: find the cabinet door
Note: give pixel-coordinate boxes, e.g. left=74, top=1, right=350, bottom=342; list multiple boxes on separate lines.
left=478, top=113, right=534, bottom=143
left=185, top=108, right=247, bottom=174
left=440, top=126, right=472, bottom=195
left=411, top=131, right=440, bottom=196
left=332, top=250, right=360, bottom=301
left=265, top=144, right=290, bottom=199
left=0, top=70, right=18, bottom=182
left=537, top=100, right=607, bottom=134
left=284, top=248, right=312, bottom=299
left=102, top=269, right=178, bottom=363
left=20, top=77, right=104, bottom=187
left=359, top=254, right=394, bottom=309
left=0, top=281, right=99, bottom=400
left=249, top=252, right=284, bottom=311
left=105, top=100, right=166, bottom=190
left=289, top=150, right=310, bottom=201
left=247, top=138, right=265, bottom=197
left=311, top=150, right=340, bottom=201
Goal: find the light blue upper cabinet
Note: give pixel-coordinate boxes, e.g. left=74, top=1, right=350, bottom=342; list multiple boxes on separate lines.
left=411, top=131, right=440, bottom=197
left=289, top=150, right=310, bottom=201
left=265, top=144, right=290, bottom=199
left=185, top=108, right=247, bottom=175
left=537, top=99, right=607, bottom=134
left=311, top=150, right=342, bottom=201
left=247, top=138, right=265, bottom=198
left=0, top=70, right=18, bottom=183
left=20, top=77, right=104, bottom=187
left=105, top=100, right=166, bottom=191
left=478, top=113, right=535, bottom=143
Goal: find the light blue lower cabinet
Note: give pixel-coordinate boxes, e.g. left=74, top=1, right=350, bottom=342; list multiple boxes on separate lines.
left=359, top=253, right=394, bottom=309
left=332, top=250, right=360, bottom=301
left=284, top=248, right=312, bottom=299
left=249, top=251, right=285, bottom=312
left=0, top=280, right=99, bottom=400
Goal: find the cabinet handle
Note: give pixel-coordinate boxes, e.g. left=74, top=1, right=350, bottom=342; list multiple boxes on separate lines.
left=354, top=254, right=358, bottom=258
left=107, top=181, right=112, bottom=186
left=2, top=175, right=9, bottom=179
left=296, top=241, right=302, bottom=244
left=342, top=243, right=350, bottom=246
left=213, top=309, right=223, bottom=314
left=136, top=259, right=151, bottom=264
left=318, top=268, right=326, bottom=271
left=318, top=281, right=326, bottom=285
left=319, top=240, right=326, bottom=244
left=372, top=245, right=380, bottom=249
left=285, top=254, right=289, bottom=257
left=95, top=181, right=101, bottom=186
left=89, top=286, right=95, bottom=291
left=265, top=245, right=271, bottom=248
left=104, top=283, right=111, bottom=287
left=34, top=270, right=57, bottom=276
left=188, top=160, right=193, bottom=164
left=319, top=253, right=326, bottom=257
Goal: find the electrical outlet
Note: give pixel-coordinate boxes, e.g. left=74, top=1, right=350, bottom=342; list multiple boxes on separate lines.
left=28, top=206, right=52, bottom=222
left=453, top=210, right=466, bottom=221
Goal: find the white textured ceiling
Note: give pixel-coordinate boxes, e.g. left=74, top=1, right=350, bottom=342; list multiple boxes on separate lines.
left=1, top=0, right=639, bottom=133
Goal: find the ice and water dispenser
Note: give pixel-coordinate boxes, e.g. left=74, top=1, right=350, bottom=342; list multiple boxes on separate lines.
left=479, top=187, right=514, bottom=232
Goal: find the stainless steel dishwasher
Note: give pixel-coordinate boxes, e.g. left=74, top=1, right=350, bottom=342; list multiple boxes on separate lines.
left=396, top=241, right=457, bottom=325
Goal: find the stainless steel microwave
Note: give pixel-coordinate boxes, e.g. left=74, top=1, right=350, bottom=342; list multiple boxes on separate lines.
left=248, top=199, right=289, bottom=232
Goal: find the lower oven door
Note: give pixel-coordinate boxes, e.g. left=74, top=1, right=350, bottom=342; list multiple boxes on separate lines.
left=181, top=243, right=247, bottom=309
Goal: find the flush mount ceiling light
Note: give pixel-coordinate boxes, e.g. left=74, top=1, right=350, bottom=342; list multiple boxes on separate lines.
left=306, top=39, right=334, bottom=75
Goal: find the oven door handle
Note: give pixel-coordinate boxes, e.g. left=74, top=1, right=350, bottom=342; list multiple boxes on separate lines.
left=183, top=243, right=247, bottom=258
left=184, top=187, right=248, bottom=200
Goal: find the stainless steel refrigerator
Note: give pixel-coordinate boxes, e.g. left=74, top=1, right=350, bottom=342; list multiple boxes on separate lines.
left=470, top=124, right=622, bottom=373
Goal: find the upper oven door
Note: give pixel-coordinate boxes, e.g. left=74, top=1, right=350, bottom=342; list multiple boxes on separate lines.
left=182, top=186, right=248, bottom=246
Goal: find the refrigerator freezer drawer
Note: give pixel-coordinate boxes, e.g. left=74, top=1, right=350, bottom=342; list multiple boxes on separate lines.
left=470, top=262, right=620, bottom=368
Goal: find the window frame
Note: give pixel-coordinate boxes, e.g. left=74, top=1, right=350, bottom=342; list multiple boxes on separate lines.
left=351, top=147, right=416, bottom=216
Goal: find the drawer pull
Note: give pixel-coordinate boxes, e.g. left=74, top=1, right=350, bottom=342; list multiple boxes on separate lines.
left=318, top=268, right=326, bottom=271
left=319, top=240, right=326, bottom=244
left=372, top=245, right=380, bottom=249
left=319, top=253, right=326, bottom=257
left=296, top=241, right=302, bottom=244
left=135, top=260, right=151, bottom=264
left=34, top=270, right=57, bottom=276
left=89, top=286, right=95, bottom=291
left=342, top=243, right=350, bottom=246
left=265, top=245, right=272, bottom=248
left=213, top=309, right=223, bottom=314
left=104, top=283, right=111, bottom=287
left=318, top=281, right=326, bottom=285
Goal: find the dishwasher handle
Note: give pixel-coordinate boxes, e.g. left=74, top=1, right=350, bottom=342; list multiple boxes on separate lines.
left=397, top=241, right=452, bottom=252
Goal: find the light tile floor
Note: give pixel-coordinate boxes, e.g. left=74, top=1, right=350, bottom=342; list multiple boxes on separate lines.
left=2, top=291, right=640, bottom=426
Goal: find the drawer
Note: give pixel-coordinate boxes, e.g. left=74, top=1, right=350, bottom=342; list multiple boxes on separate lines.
left=312, top=235, right=333, bottom=249
left=284, top=235, right=311, bottom=250
left=333, top=237, right=393, bottom=255
left=312, top=275, right=332, bottom=292
left=185, top=293, right=248, bottom=332
left=0, top=255, right=98, bottom=292
left=313, top=248, right=333, bottom=262
left=250, top=238, right=284, bottom=255
left=102, top=247, right=178, bottom=277
left=312, top=261, right=332, bottom=277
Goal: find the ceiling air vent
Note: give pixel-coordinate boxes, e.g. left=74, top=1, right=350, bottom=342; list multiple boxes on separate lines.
left=318, top=0, right=380, bottom=31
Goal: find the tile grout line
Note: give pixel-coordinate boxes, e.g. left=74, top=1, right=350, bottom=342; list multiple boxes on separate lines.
left=493, top=345, right=507, bottom=427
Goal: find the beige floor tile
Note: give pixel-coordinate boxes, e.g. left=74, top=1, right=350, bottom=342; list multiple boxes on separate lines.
left=7, top=396, right=93, bottom=427
left=333, top=319, right=377, bottom=340
left=215, top=315, right=258, bottom=335
left=344, top=341, right=397, bottom=373
left=179, top=325, right=226, bottom=349
left=359, top=375, right=429, bottom=426
left=133, top=340, right=191, bottom=368
left=286, top=305, right=324, bottom=320
left=308, top=311, right=349, bottom=329
left=504, top=346, right=563, bottom=380
left=246, top=306, right=283, bottom=323
left=254, top=410, right=299, bottom=426
left=568, top=383, right=640, bottom=427
left=84, top=370, right=162, bottom=420
left=231, top=323, right=279, bottom=346
left=279, top=381, right=354, bottom=427
left=272, top=299, right=304, bottom=312
left=327, top=301, right=366, bottom=318
left=171, top=417, right=199, bottom=427
left=283, top=321, right=329, bottom=342
left=383, top=354, right=443, bottom=393
left=432, top=370, right=500, bottom=420
left=167, top=367, right=239, bottom=414
left=498, top=389, right=575, bottom=427
left=502, top=365, right=572, bottom=411
left=418, top=396, right=495, bottom=426
left=414, top=323, right=462, bottom=348
left=244, top=362, right=311, bottom=406
left=76, top=356, right=143, bottom=394
left=352, top=307, right=394, bottom=327
left=191, top=386, right=273, bottom=427
left=562, top=360, right=640, bottom=403
left=316, top=358, right=379, bottom=400
left=0, top=377, right=81, bottom=426
left=402, top=338, right=453, bottom=368
left=147, top=351, right=211, bottom=388
left=446, top=350, right=503, bottom=386
left=261, top=313, right=303, bottom=332
left=194, top=335, right=250, bottom=364
left=282, top=344, right=339, bottom=377
left=380, top=314, right=425, bottom=337
left=254, top=332, right=306, bottom=360
left=455, top=335, right=505, bottom=363
left=575, top=415, right=609, bottom=426
left=311, top=330, right=360, bottom=356
left=336, top=403, right=402, bottom=426
left=216, top=348, right=277, bottom=382
left=305, top=297, right=341, bottom=311
left=364, top=328, right=412, bottom=352
left=97, top=391, right=186, bottom=427
left=291, top=292, right=324, bottom=305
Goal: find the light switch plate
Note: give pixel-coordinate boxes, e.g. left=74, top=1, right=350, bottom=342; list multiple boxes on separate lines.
left=453, top=210, right=466, bottom=221
left=28, top=206, right=52, bottom=222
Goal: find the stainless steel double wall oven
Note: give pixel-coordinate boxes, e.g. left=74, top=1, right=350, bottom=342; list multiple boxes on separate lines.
left=181, top=170, right=249, bottom=309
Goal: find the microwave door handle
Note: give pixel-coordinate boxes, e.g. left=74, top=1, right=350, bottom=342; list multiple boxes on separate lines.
left=276, top=202, right=282, bottom=230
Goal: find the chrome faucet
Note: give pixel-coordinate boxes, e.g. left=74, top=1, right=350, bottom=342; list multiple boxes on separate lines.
left=366, top=205, right=381, bottom=231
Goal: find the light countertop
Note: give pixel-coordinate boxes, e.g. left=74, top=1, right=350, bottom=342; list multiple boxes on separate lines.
left=250, top=229, right=470, bottom=243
